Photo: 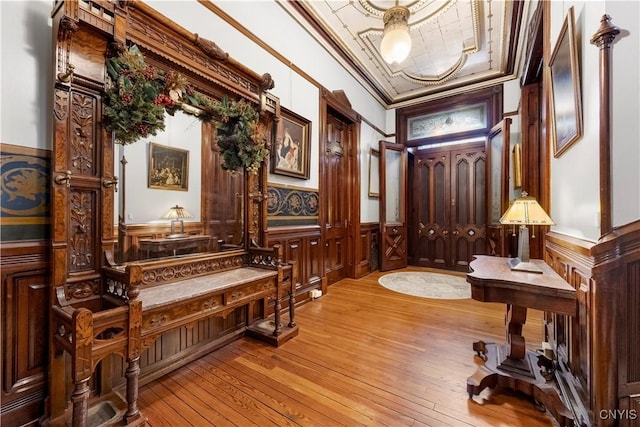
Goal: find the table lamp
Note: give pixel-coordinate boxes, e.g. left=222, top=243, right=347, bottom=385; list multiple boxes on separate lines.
left=499, top=192, right=554, bottom=273
left=162, top=205, right=193, bottom=238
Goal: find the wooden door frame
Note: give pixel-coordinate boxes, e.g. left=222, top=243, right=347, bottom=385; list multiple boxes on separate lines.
left=318, top=89, right=360, bottom=290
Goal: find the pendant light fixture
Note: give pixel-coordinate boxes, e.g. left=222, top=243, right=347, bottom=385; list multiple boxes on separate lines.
left=380, top=3, right=412, bottom=64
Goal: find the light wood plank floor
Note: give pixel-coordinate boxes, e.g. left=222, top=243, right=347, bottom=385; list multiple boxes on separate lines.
left=138, top=267, right=556, bottom=426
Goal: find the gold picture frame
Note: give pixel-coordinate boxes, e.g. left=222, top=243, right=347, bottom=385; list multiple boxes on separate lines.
left=271, top=107, right=311, bottom=179
left=148, top=142, right=189, bottom=191
left=549, top=6, right=582, bottom=157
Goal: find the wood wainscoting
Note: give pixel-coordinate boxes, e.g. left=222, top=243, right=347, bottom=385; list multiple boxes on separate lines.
left=266, top=225, right=323, bottom=300
left=357, top=222, right=380, bottom=278
left=0, top=241, right=50, bottom=426
left=545, top=220, right=640, bottom=427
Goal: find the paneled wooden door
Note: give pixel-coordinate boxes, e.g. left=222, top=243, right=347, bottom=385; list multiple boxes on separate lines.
left=380, top=141, right=408, bottom=271
left=411, top=142, right=487, bottom=271
left=324, top=112, right=350, bottom=284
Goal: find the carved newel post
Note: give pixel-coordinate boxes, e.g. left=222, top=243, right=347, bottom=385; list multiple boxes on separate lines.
left=590, top=14, right=620, bottom=427
left=590, top=15, right=620, bottom=236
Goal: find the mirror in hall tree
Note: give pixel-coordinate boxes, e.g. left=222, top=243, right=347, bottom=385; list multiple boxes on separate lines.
left=104, top=45, right=273, bottom=262
left=115, top=110, right=246, bottom=262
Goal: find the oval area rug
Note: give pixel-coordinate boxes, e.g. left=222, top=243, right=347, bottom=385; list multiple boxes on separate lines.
left=378, top=271, right=471, bottom=299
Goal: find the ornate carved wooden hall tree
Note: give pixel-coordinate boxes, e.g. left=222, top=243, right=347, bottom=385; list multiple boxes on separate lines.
left=48, top=1, right=295, bottom=425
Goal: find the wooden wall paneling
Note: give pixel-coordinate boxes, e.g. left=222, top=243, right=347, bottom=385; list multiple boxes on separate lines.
left=545, top=232, right=594, bottom=426
left=547, top=221, right=640, bottom=426
left=266, top=225, right=323, bottom=301
left=1, top=242, right=49, bottom=426
left=308, top=235, right=323, bottom=291
left=592, top=221, right=640, bottom=426
left=355, top=222, right=380, bottom=278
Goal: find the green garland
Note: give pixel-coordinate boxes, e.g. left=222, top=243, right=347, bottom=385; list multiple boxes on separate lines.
left=103, top=45, right=267, bottom=173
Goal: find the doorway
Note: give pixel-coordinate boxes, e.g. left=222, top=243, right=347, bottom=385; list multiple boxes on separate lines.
left=409, top=141, right=488, bottom=271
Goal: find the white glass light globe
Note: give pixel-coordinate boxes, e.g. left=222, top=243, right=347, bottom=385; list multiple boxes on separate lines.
left=380, top=28, right=412, bottom=64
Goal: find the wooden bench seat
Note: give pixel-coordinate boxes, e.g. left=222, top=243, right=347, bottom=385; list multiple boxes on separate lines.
left=139, top=266, right=280, bottom=340
left=51, top=246, right=298, bottom=427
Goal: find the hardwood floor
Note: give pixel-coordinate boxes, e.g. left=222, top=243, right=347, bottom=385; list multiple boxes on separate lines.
left=137, top=267, right=556, bottom=426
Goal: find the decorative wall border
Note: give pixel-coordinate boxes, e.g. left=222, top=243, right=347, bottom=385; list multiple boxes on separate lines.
left=266, top=183, right=319, bottom=227
left=0, top=144, right=50, bottom=241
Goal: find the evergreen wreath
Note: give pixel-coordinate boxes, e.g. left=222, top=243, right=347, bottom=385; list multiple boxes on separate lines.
left=103, top=45, right=268, bottom=173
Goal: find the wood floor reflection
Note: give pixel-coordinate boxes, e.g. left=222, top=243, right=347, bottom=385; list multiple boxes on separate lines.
left=138, top=267, right=556, bottom=426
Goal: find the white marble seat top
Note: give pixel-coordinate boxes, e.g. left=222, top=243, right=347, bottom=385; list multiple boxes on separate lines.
left=138, top=267, right=277, bottom=310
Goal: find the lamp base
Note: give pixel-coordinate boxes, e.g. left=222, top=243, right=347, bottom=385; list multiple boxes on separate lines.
left=507, top=257, right=543, bottom=274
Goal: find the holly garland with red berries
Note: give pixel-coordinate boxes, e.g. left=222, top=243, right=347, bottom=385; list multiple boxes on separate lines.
left=104, top=45, right=268, bottom=173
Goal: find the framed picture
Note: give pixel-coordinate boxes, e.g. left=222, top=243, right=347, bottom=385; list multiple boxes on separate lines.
left=271, top=107, right=311, bottom=179
left=368, top=148, right=380, bottom=198
left=148, top=142, right=189, bottom=190
left=549, top=6, right=582, bottom=157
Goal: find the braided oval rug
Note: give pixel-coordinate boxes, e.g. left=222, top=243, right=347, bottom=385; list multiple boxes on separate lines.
left=378, top=271, right=471, bottom=299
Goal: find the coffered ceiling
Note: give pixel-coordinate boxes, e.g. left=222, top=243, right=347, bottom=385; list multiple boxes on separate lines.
left=279, top=0, right=533, bottom=108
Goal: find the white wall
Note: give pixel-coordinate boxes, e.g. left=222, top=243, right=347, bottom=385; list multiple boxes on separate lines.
left=609, top=1, right=640, bottom=227
left=148, top=1, right=388, bottom=193
left=548, top=1, right=639, bottom=241
left=5, top=1, right=638, bottom=238
left=0, top=0, right=52, bottom=150
left=549, top=1, right=604, bottom=241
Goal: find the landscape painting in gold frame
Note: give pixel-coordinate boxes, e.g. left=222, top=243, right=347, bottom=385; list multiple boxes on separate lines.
left=549, top=6, right=582, bottom=158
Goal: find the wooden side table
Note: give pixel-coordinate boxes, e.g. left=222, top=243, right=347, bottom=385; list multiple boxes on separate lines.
left=138, top=235, right=211, bottom=258
left=466, top=255, right=576, bottom=427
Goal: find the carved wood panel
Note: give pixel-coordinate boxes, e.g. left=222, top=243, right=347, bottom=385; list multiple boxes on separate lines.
left=355, top=222, right=379, bottom=277
left=0, top=243, right=49, bottom=426
left=621, top=259, right=640, bottom=397
left=266, top=226, right=322, bottom=296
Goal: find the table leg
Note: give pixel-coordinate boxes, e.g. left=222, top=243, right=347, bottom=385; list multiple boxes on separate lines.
left=466, top=304, right=575, bottom=427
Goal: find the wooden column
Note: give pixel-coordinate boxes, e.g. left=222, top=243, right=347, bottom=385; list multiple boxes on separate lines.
left=590, top=14, right=620, bottom=426
left=590, top=15, right=620, bottom=236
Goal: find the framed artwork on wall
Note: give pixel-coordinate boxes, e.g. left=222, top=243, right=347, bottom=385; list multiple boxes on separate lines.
left=271, top=107, right=311, bottom=179
left=549, top=6, right=582, bottom=157
left=368, top=148, right=380, bottom=198
left=148, top=142, right=189, bottom=190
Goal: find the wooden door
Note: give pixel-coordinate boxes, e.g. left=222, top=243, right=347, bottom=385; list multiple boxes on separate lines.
left=449, top=144, right=487, bottom=271
left=324, top=113, right=349, bottom=284
left=411, top=142, right=486, bottom=271
left=413, top=147, right=451, bottom=269
left=380, top=141, right=408, bottom=271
